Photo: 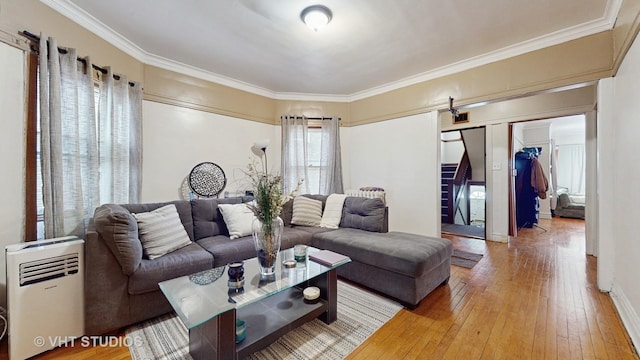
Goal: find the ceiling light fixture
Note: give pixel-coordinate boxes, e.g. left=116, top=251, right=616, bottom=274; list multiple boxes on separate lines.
left=300, top=5, right=332, bottom=32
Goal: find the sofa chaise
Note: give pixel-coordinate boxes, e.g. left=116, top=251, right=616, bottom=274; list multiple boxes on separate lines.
left=85, top=195, right=452, bottom=335
left=555, top=189, right=585, bottom=219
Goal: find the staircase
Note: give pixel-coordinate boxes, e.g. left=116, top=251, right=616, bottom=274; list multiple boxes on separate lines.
left=441, top=163, right=457, bottom=223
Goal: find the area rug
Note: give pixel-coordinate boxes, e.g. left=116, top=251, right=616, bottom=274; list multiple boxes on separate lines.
left=126, top=280, right=402, bottom=360
left=451, top=249, right=484, bottom=269
left=441, top=223, right=485, bottom=239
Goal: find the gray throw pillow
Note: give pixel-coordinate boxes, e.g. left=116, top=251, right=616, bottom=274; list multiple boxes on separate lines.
left=340, top=197, right=386, bottom=232
left=93, top=203, right=143, bottom=275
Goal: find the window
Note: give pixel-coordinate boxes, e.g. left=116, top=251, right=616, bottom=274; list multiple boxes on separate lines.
left=306, top=127, right=322, bottom=194
left=281, top=116, right=342, bottom=196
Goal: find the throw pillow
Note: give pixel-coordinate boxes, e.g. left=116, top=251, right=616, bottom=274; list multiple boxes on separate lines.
left=218, top=202, right=256, bottom=239
left=340, top=197, right=386, bottom=232
left=320, top=194, right=347, bottom=229
left=132, top=204, right=192, bottom=260
left=291, top=196, right=323, bottom=226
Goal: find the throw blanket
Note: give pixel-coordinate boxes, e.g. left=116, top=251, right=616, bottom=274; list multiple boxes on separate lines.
left=320, top=194, right=348, bottom=228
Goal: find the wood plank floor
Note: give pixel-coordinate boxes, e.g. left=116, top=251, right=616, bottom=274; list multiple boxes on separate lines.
left=1, top=217, right=636, bottom=359
left=349, top=217, right=638, bottom=360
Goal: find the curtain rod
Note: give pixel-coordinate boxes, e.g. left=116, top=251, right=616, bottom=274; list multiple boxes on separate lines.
left=282, top=116, right=341, bottom=121
left=308, top=117, right=341, bottom=121
left=20, top=30, right=137, bottom=87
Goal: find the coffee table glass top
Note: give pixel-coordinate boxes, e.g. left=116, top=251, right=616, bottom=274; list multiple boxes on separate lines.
left=159, top=246, right=348, bottom=329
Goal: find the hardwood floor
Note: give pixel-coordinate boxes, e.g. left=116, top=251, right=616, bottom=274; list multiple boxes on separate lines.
left=2, top=217, right=636, bottom=359
left=349, top=217, right=638, bottom=360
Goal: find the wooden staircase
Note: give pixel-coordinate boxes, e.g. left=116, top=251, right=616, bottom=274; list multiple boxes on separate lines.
left=441, top=163, right=457, bottom=223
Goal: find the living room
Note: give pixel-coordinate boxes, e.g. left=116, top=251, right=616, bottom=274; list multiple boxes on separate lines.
left=1, top=0, right=640, bottom=359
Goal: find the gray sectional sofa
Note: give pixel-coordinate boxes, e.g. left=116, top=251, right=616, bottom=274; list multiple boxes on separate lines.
left=85, top=195, right=452, bottom=335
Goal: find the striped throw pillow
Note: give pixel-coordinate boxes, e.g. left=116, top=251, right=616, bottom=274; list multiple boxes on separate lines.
left=291, top=196, right=323, bottom=227
left=133, top=204, right=192, bottom=259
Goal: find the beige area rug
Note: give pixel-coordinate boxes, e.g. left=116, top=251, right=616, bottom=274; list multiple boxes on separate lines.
left=126, top=281, right=402, bottom=360
left=451, top=249, right=484, bottom=269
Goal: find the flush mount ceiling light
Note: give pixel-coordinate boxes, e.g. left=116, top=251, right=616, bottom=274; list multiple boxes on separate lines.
left=300, top=5, right=332, bottom=32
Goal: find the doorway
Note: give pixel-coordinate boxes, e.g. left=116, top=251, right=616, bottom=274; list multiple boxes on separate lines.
left=508, top=115, right=588, bottom=243
left=440, top=127, right=486, bottom=239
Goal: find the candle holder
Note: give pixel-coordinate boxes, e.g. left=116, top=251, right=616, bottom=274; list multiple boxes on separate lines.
left=227, top=261, right=245, bottom=288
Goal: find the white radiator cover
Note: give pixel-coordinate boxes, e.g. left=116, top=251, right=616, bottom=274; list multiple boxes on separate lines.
left=6, top=236, right=84, bottom=359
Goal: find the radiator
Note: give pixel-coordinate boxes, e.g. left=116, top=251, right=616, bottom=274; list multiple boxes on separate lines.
left=6, top=236, right=84, bottom=359
left=345, top=189, right=386, bottom=204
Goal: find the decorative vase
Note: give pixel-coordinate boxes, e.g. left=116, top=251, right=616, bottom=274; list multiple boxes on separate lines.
left=252, top=216, right=284, bottom=276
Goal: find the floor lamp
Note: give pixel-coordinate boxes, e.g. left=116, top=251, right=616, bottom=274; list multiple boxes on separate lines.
left=252, top=139, right=270, bottom=172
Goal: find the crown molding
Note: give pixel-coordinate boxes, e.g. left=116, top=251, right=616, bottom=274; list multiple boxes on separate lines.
left=144, top=53, right=278, bottom=99
left=40, top=0, right=147, bottom=62
left=272, top=92, right=351, bottom=102
left=43, top=0, right=621, bottom=103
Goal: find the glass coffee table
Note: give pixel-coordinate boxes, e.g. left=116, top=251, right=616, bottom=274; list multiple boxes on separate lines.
left=159, top=246, right=350, bottom=360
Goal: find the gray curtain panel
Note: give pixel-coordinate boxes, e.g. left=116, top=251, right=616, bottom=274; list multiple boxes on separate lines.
left=98, top=67, right=143, bottom=204
left=39, top=35, right=98, bottom=238
left=38, top=35, right=142, bottom=238
left=319, top=117, right=344, bottom=195
left=281, top=115, right=310, bottom=195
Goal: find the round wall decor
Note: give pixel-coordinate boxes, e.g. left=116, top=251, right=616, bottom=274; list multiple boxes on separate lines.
left=188, top=162, right=227, bottom=197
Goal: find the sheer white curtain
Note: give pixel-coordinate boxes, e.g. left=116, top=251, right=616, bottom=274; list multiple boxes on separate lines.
left=281, top=116, right=310, bottom=194
left=556, top=144, right=586, bottom=194
left=39, top=35, right=142, bottom=238
left=319, top=117, right=344, bottom=194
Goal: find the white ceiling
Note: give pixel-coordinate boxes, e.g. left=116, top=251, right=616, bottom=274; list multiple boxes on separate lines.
left=48, top=0, right=618, bottom=100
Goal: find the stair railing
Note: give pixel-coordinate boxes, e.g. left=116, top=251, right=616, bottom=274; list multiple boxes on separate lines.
left=452, top=151, right=472, bottom=224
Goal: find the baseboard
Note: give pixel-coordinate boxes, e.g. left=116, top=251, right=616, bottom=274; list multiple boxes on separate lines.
left=611, top=285, right=640, bottom=354
left=488, top=233, right=508, bottom=243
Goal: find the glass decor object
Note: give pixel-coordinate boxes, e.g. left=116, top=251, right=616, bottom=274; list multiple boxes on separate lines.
left=294, top=244, right=308, bottom=262
left=252, top=217, right=284, bottom=276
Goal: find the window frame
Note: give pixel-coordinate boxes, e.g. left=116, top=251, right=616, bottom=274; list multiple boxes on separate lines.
left=24, top=52, right=38, bottom=241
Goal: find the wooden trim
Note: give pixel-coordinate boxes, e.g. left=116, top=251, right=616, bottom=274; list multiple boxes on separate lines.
left=24, top=52, right=38, bottom=242
left=508, top=123, right=517, bottom=237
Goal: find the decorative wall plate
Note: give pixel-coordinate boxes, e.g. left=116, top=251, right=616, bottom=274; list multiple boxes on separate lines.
left=188, top=162, right=227, bottom=197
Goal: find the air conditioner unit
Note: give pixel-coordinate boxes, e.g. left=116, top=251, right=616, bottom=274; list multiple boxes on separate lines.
left=6, top=236, right=84, bottom=359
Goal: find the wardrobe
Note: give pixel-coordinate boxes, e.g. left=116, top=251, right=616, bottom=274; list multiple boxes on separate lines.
left=515, top=147, right=546, bottom=228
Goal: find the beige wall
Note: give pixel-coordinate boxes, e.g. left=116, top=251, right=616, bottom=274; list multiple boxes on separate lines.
left=140, top=30, right=614, bottom=127
left=439, top=85, right=597, bottom=130
left=143, top=66, right=275, bottom=124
